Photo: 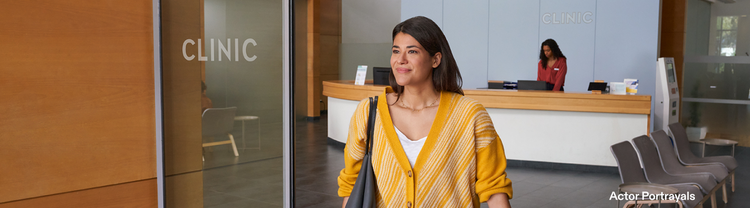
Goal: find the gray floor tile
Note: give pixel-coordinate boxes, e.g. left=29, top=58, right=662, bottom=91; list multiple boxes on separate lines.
left=295, top=189, right=344, bottom=208
left=516, top=185, right=579, bottom=201
left=509, top=181, right=547, bottom=197
left=208, top=198, right=281, bottom=208
left=295, top=170, right=342, bottom=196
left=548, top=172, right=606, bottom=189
left=193, top=115, right=750, bottom=208
left=522, top=170, right=578, bottom=186
left=223, top=187, right=283, bottom=206
left=203, top=176, right=252, bottom=190
left=505, top=168, right=540, bottom=182
left=509, top=196, right=553, bottom=208
left=203, top=193, right=247, bottom=207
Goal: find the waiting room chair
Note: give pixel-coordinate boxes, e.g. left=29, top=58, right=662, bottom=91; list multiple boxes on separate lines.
left=611, top=141, right=703, bottom=208
left=669, top=123, right=737, bottom=192
left=651, top=130, right=730, bottom=204
left=632, top=135, right=721, bottom=208
left=202, top=107, right=239, bottom=157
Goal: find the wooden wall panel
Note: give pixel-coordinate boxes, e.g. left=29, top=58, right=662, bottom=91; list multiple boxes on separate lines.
left=0, top=0, right=156, bottom=203
left=166, top=172, right=203, bottom=208
left=0, top=179, right=157, bottom=208
left=161, top=0, right=204, bottom=177
left=316, top=0, right=341, bottom=112
left=320, top=0, right=341, bottom=36
left=659, top=0, right=687, bottom=116
left=295, top=0, right=310, bottom=119
left=307, top=0, right=322, bottom=117
left=161, top=0, right=204, bottom=207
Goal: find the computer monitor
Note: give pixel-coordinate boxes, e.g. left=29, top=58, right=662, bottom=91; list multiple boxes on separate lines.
left=517, top=80, right=549, bottom=90
left=373, top=67, right=391, bottom=85
left=587, top=82, right=607, bottom=91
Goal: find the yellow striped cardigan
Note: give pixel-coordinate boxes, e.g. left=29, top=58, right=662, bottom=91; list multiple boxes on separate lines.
left=338, top=87, right=513, bottom=208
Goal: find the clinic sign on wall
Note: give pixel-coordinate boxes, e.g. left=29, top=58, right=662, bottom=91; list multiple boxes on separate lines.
left=538, top=0, right=597, bottom=92
left=181, top=38, right=258, bottom=62
left=542, top=11, right=594, bottom=24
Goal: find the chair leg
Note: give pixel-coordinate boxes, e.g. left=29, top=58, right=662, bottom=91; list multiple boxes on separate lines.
left=732, top=171, right=734, bottom=192
left=241, top=120, right=246, bottom=149
left=723, top=183, right=728, bottom=203
left=711, top=192, right=716, bottom=208
left=228, top=133, right=239, bottom=156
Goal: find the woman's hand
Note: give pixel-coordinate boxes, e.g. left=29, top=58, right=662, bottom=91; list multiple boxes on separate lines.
left=341, top=196, right=349, bottom=208
left=486, top=193, right=511, bottom=208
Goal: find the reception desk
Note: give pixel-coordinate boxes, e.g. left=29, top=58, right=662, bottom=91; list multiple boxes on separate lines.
left=323, top=80, right=651, bottom=167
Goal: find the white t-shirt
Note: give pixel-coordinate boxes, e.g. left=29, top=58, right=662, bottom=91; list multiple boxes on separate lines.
left=394, top=126, right=427, bottom=168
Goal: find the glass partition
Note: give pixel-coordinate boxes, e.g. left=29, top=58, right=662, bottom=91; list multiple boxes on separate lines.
left=684, top=0, right=750, bottom=147
left=160, top=0, right=292, bottom=207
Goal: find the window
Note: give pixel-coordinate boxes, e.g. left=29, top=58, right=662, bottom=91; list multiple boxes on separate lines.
left=716, top=16, right=739, bottom=56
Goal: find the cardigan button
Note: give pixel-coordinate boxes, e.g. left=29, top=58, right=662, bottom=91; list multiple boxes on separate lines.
left=408, top=170, right=412, bottom=177
left=407, top=201, right=412, bottom=208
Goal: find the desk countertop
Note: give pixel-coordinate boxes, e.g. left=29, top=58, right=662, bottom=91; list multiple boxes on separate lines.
left=323, top=80, right=651, bottom=115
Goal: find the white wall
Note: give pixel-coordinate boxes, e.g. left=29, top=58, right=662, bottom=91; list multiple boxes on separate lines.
left=443, top=0, right=489, bottom=88
left=401, top=0, right=442, bottom=26
left=403, top=0, right=660, bottom=130
left=340, top=0, right=401, bottom=80
left=403, top=0, right=660, bottom=93
left=540, top=0, right=597, bottom=92
left=488, top=1, right=539, bottom=84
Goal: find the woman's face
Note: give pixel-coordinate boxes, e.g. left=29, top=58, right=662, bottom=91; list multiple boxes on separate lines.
left=391, top=32, right=441, bottom=87
left=543, top=45, right=553, bottom=59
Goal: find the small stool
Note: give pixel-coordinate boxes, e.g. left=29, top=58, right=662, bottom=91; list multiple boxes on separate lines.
left=234, top=115, right=260, bottom=150
left=699, top=138, right=738, bottom=157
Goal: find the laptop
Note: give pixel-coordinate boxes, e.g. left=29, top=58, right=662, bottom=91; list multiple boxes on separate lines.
left=517, top=80, right=549, bottom=90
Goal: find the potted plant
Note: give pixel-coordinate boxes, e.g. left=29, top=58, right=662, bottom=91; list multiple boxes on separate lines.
left=685, top=81, right=707, bottom=141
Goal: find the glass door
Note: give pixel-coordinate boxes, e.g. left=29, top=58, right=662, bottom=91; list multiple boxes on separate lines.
left=158, top=0, right=294, bottom=207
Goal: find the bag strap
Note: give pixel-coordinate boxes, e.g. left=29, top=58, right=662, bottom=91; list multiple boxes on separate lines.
left=365, top=96, right=378, bottom=154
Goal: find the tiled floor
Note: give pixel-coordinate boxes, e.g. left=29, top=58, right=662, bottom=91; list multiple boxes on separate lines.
left=200, top=114, right=749, bottom=208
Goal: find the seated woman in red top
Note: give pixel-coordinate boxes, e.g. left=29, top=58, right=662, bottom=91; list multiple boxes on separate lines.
left=537, top=39, right=567, bottom=91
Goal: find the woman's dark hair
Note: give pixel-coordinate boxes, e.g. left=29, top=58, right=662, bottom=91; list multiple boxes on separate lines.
left=390, top=16, right=463, bottom=96
left=539, top=39, right=566, bottom=69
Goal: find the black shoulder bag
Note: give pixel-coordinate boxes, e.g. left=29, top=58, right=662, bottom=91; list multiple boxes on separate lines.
left=345, top=96, right=378, bottom=208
